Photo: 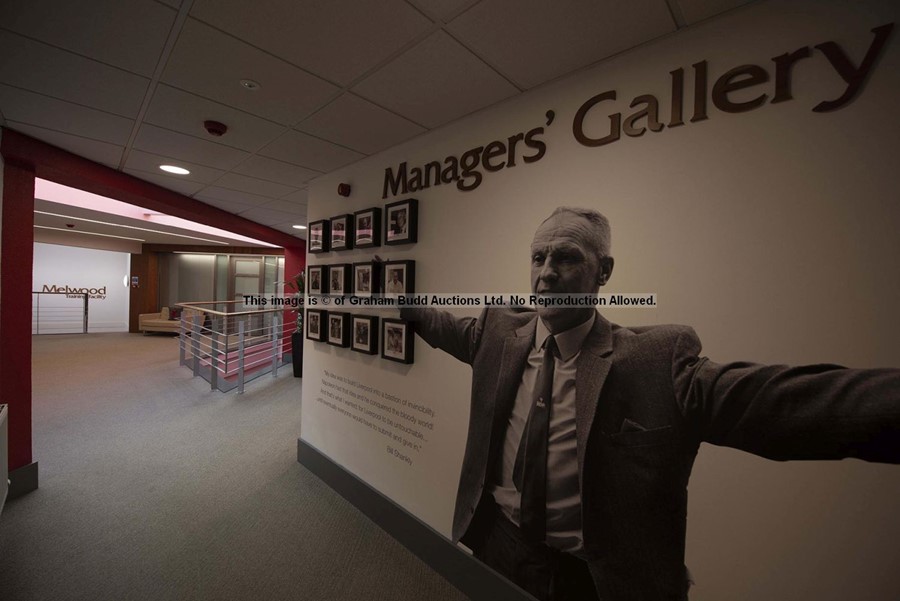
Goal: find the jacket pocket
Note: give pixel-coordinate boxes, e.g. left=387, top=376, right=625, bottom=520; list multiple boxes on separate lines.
left=609, top=425, right=674, bottom=448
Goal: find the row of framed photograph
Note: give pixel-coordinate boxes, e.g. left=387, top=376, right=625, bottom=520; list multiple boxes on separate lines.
left=308, top=260, right=415, bottom=296
left=307, top=311, right=414, bottom=364
left=309, top=198, right=418, bottom=253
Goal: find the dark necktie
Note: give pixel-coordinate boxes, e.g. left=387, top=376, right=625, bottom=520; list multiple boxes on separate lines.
left=513, top=334, right=557, bottom=542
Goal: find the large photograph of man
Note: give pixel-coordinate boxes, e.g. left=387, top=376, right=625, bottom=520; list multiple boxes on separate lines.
left=400, top=207, right=900, bottom=601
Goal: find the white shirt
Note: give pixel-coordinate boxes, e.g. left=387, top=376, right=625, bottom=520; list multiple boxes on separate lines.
left=490, top=313, right=595, bottom=552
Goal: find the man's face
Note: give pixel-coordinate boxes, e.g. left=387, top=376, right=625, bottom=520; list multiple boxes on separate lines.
left=530, top=213, right=608, bottom=331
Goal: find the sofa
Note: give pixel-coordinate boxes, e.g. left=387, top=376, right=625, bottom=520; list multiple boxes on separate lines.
left=139, top=306, right=180, bottom=334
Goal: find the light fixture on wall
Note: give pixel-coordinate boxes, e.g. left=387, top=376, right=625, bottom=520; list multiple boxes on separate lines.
left=292, top=225, right=307, bottom=230
left=160, top=165, right=190, bottom=175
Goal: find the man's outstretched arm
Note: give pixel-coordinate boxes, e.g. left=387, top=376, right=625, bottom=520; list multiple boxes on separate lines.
left=399, top=307, right=486, bottom=366
left=672, top=329, right=900, bottom=463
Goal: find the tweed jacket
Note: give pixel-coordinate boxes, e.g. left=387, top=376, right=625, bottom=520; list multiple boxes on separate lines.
left=401, top=306, right=900, bottom=600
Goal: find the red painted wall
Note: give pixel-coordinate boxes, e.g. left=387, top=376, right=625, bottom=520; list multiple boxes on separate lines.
left=1, top=160, right=36, bottom=471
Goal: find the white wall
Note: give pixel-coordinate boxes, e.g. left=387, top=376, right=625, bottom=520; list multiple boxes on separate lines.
left=302, top=1, right=900, bottom=598
left=32, top=243, right=130, bottom=333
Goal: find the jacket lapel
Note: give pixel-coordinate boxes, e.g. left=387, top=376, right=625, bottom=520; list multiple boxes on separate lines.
left=488, top=319, right=536, bottom=455
left=575, top=314, right=614, bottom=483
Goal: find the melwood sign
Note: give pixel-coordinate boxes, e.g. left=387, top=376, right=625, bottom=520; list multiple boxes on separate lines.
left=382, top=23, right=893, bottom=199
left=41, top=284, right=107, bottom=300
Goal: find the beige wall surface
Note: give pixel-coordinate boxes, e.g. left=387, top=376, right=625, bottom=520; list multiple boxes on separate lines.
left=303, top=1, right=900, bottom=598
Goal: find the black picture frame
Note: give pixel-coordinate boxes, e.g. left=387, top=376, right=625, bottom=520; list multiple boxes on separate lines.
left=384, top=198, right=418, bottom=246
left=308, top=219, right=330, bottom=253
left=353, top=261, right=381, bottom=297
left=351, top=314, right=379, bottom=355
left=307, top=265, right=327, bottom=295
left=326, top=312, right=351, bottom=347
left=328, top=264, right=351, bottom=296
left=330, top=214, right=354, bottom=251
left=381, top=318, right=414, bottom=364
left=383, top=260, right=415, bottom=296
left=306, top=309, right=326, bottom=342
left=353, top=207, right=382, bottom=249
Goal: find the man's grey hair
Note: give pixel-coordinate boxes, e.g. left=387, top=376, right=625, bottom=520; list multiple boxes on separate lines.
left=544, top=207, right=612, bottom=258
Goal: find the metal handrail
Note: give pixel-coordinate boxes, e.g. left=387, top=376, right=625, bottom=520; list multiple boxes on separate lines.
left=176, top=299, right=299, bottom=318
left=176, top=300, right=294, bottom=393
left=32, top=291, right=89, bottom=334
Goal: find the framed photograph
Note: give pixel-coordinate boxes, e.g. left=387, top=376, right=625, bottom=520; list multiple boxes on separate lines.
left=351, top=315, right=379, bottom=355
left=384, top=198, right=418, bottom=245
left=353, top=261, right=381, bottom=297
left=307, top=265, right=327, bottom=295
left=308, top=219, right=330, bottom=253
left=328, top=264, right=351, bottom=296
left=306, top=309, right=326, bottom=342
left=353, top=207, right=381, bottom=248
left=326, top=312, right=350, bottom=347
left=383, top=260, right=415, bottom=296
left=382, top=318, right=414, bottom=364
left=330, top=214, right=354, bottom=251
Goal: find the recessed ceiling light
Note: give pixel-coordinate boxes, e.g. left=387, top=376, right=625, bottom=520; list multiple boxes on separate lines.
left=240, top=79, right=260, bottom=91
left=160, top=165, right=190, bottom=175
left=292, top=225, right=307, bottom=230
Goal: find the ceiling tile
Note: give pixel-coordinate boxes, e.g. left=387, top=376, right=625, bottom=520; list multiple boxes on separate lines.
left=408, top=0, right=479, bottom=22
left=0, top=31, right=149, bottom=118
left=123, top=169, right=207, bottom=196
left=235, top=206, right=300, bottom=226
left=0, top=84, right=133, bottom=145
left=133, top=124, right=250, bottom=170
left=189, top=0, right=434, bottom=86
left=124, top=149, right=225, bottom=183
left=678, top=0, right=756, bottom=24
left=193, top=195, right=258, bottom=214
left=162, top=18, right=339, bottom=125
left=144, top=84, right=285, bottom=151
left=270, top=223, right=308, bottom=238
left=447, top=0, right=676, bottom=90
left=1, top=0, right=177, bottom=77
left=279, top=189, right=309, bottom=204
left=214, top=172, right=298, bottom=199
left=233, top=156, right=320, bottom=188
left=195, top=186, right=276, bottom=207
left=353, top=31, right=518, bottom=128
left=297, top=93, right=426, bottom=154
left=258, top=130, right=364, bottom=172
left=259, top=199, right=307, bottom=215
left=6, top=122, right=123, bottom=167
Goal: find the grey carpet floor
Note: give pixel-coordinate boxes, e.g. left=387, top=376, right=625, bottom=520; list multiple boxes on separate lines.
left=0, top=333, right=468, bottom=601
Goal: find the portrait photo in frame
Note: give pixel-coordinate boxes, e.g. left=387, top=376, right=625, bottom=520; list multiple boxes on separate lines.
left=308, top=219, right=330, bottom=253
left=308, top=265, right=327, bottom=295
left=326, top=312, right=350, bottom=347
left=351, top=315, right=379, bottom=355
left=384, top=198, right=418, bottom=245
left=383, top=260, right=415, bottom=296
left=328, top=264, right=351, bottom=296
left=353, top=261, right=381, bottom=297
left=381, top=318, right=414, bottom=364
left=353, top=207, right=381, bottom=249
left=330, top=214, right=354, bottom=251
left=306, top=309, right=326, bottom=342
